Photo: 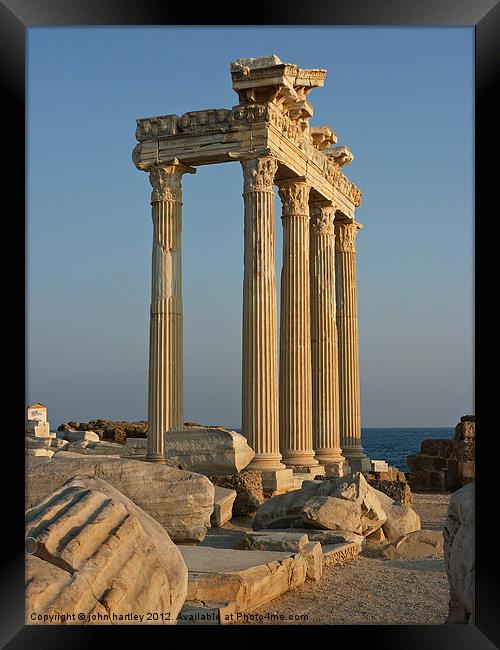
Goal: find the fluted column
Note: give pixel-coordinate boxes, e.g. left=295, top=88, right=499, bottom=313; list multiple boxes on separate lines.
left=145, top=160, right=195, bottom=462
left=241, top=157, right=284, bottom=471
left=310, top=202, right=345, bottom=472
left=278, top=179, right=318, bottom=468
left=335, top=220, right=370, bottom=471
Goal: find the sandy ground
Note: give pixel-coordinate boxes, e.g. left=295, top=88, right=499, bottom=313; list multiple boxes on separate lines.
left=232, top=492, right=451, bottom=626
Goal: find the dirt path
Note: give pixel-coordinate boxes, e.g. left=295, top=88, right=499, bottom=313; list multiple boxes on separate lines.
left=234, top=493, right=451, bottom=625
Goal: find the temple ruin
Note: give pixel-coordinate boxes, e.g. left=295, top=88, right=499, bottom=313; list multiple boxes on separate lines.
left=132, top=54, right=371, bottom=494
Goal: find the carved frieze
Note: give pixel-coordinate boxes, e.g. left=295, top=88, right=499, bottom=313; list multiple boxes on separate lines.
left=241, top=156, right=278, bottom=192
left=136, top=115, right=179, bottom=141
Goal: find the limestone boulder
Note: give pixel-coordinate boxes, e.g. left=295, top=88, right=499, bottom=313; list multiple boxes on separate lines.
left=25, top=455, right=215, bottom=544
left=25, top=476, right=188, bottom=623
left=382, top=529, right=444, bottom=560
left=299, top=494, right=385, bottom=536
left=210, top=471, right=264, bottom=516
left=164, top=428, right=254, bottom=475
left=443, top=482, right=474, bottom=624
left=254, top=472, right=386, bottom=534
left=381, top=504, right=421, bottom=541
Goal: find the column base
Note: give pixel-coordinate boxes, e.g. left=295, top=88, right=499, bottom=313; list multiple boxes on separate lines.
left=342, top=446, right=371, bottom=474
left=258, top=468, right=295, bottom=497
left=282, top=450, right=319, bottom=469
left=143, top=453, right=166, bottom=464
left=246, top=453, right=286, bottom=473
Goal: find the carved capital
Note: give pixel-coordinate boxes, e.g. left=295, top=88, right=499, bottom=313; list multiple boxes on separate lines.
left=277, top=180, right=311, bottom=216
left=148, top=160, right=195, bottom=203
left=241, top=156, right=278, bottom=192
left=334, top=222, right=361, bottom=253
left=310, top=202, right=336, bottom=236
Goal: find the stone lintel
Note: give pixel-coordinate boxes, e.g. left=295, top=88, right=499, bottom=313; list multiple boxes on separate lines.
left=133, top=105, right=361, bottom=213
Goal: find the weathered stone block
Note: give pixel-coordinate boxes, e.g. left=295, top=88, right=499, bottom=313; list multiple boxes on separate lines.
left=165, top=428, right=254, bottom=475
left=26, top=455, right=214, bottom=544
left=211, top=486, right=236, bottom=527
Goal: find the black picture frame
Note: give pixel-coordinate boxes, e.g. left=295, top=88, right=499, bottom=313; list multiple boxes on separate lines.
left=4, top=0, right=496, bottom=646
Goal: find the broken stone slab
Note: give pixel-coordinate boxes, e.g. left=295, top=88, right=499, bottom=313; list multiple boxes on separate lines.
left=211, top=486, right=237, bottom=527
left=381, top=504, right=421, bottom=541
left=164, top=428, right=254, bottom=475
left=26, top=455, right=215, bottom=544
left=299, top=494, right=386, bottom=536
left=210, top=471, right=264, bottom=516
left=179, top=545, right=307, bottom=615
left=238, top=531, right=309, bottom=553
left=300, top=541, right=323, bottom=581
left=253, top=472, right=385, bottom=533
left=443, top=482, right=474, bottom=623
left=286, top=528, right=365, bottom=548
left=381, top=529, right=444, bottom=560
left=25, top=448, right=55, bottom=458
left=25, top=476, right=187, bottom=624
left=26, top=436, right=69, bottom=450
left=322, top=542, right=361, bottom=567
left=63, top=430, right=100, bottom=443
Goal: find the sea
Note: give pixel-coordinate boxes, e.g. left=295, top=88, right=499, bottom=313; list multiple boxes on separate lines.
left=233, top=427, right=454, bottom=472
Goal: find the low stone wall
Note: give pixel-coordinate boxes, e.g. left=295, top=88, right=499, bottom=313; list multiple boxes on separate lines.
left=407, top=416, right=474, bottom=492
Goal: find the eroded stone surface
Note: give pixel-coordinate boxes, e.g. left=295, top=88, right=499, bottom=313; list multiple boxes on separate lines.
left=210, top=471, right=264, bottom=516
left=26, top=455, right=214, bottom=544
left=443, top=482, right=474, bottom=624
left=238, top=531, right=309, bottom=553
left=165, top=428, right=254, bottom=475
left=25, top=476, right=188, bottom=624
left=381, top=504, right=421, bottom=541
left=382, top=529, right=444, bottom=560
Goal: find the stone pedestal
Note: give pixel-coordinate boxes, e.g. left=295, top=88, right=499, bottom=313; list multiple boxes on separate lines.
left=334, top=221, right=370, bottom=473
left=278, top=179, right=318, bottom=469
left=241, top=157, right=284, bottom=472
left=309, top=201, right=345, bottom=475
left=261, top=468, right=296, bottom=497
left=146, top=160, right=195, bottom=463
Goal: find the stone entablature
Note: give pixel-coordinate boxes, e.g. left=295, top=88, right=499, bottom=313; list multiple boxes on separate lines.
left=133, top=101, right=361, bottom=214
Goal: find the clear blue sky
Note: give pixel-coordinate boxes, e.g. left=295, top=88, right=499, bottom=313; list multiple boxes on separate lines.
left=27, top=26, right=474, bottom=429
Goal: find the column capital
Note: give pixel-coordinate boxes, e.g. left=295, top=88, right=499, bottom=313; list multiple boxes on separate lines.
left=148, top=159, right=196, bottom=203
left=277, top=178, right=311, bottom=216
left=240, top=156, right=278, bottom=193
left=334, top=221, right=362, bottom=252
left=310, top=201, right=337, bottom=236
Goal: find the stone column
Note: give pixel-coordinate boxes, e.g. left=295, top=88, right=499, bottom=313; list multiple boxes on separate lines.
left=310, top=202, right=345, bottom=475
left=241, top=156, right=285, bottom=472
left=335, top=220, right=370, bottom=472
left=145, top=160, right=195, bottom=462
left=277, top=179, right=318, bottom=470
